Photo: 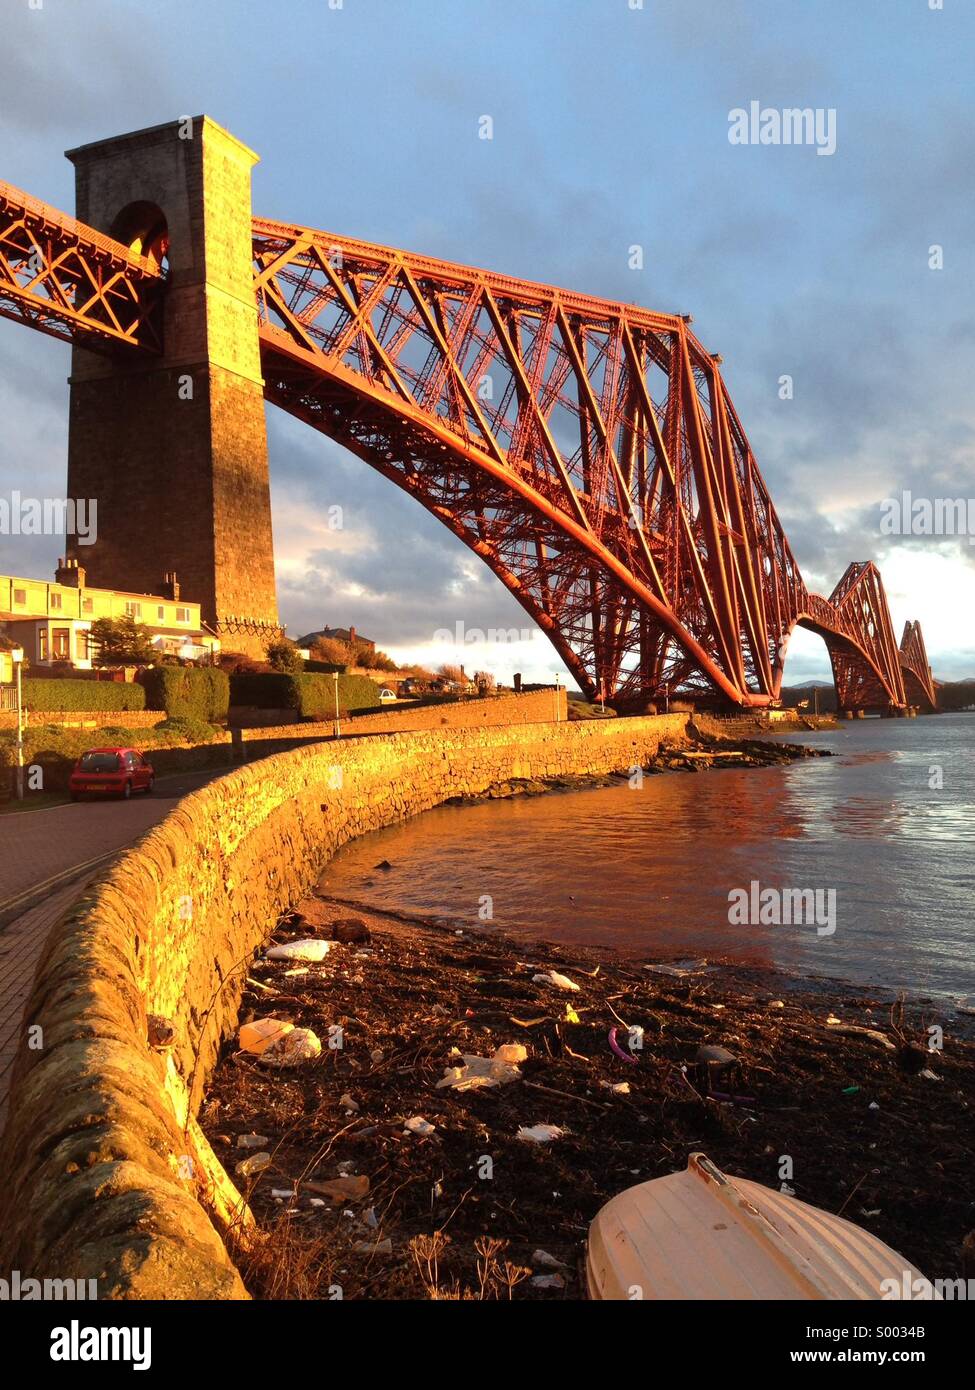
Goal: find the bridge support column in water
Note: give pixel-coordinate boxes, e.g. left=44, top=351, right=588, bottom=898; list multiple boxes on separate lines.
left=64, top=117, right=279, bottom=656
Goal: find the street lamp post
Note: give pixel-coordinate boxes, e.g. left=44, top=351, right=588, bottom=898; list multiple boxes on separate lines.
left=11, top=646, right=25, bottom=800
left=332, top=670, right=341, bottom=739
left=553, top=670, right=561, bottom=723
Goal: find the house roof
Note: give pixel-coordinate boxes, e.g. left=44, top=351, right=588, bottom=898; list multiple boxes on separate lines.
left=298, top=626, right=374, bottom=647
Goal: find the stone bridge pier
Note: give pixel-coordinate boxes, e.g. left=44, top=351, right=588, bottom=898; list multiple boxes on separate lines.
left=64, top=116, right=279, bottom=657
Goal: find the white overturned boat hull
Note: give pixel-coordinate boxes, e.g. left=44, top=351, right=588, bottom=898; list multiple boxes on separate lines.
left=587, top=1153, right=930, bottom=1300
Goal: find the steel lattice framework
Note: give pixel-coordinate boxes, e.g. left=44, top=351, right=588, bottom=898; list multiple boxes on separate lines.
left=899, top=620, right=937, bottom=710
left=0, top=179, right=936, bottom=711
left=0, top=180, right=163, bottom=351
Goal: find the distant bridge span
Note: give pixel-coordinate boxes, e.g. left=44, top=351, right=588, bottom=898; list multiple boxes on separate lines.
left=0, top=165, right=936, bottom=713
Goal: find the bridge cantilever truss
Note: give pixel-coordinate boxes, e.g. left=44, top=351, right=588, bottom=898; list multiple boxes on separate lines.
left=0, top=178, right=936, bottom=711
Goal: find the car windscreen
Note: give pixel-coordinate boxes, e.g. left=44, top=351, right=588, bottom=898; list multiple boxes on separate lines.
left=78, top=753, right=121, bottom=772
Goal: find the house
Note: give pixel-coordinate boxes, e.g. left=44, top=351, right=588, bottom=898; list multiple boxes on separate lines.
left=0, top=561, right=220, bottom=669
left=297, top=623, right=375, bottom=653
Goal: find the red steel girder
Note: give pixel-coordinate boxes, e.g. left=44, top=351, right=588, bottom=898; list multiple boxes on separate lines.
left=0, top=176, right=936, bottom=712
left=0, top=180, right=163, bottom=351
left=899, top=619, right=937, bottom=710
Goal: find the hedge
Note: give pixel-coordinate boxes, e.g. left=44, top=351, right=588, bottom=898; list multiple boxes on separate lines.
left=23, top=678, right=146, bottom=712
left=139, top=668, right=229, bottom=722
left=298, top=673, right=380, bottom=717
left=229, top=672, right=380, bottom=716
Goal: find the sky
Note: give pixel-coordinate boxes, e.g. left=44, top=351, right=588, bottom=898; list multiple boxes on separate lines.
left=1, top=0, right=973, bottom=686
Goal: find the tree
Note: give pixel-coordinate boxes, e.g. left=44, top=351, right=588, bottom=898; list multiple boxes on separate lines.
left=266, top=637, right=304, bottom=674
left=89, top=615, right=155, bottom=666
left=473, top=670, right=496, bottom=692
left=438, top=663, right=466, bottom=684
left=309, top=636, right=352, bottom=667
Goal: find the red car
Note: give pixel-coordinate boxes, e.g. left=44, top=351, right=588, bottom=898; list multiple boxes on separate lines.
left=69, top=747, right=155, bottom=801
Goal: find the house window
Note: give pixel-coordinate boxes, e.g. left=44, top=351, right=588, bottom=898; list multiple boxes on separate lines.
left=176, top=606, right=191, bottom=624
left=13, top=588, right=26, bottom=606
left=52, top=627, right=71, bottom=660
left=38, top=628, right=48, bottom=661
left=50, top=591, right=63, bottom=611
left=82, top=597, right=93, bottom=614
left=125, top=601, right=142, bottom=619
left=76, top=629, right=90, bottom=662
left=157, top=606, right=166, bottom=622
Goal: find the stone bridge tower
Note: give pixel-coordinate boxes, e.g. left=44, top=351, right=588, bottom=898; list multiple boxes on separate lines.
left=64, top=116, right=279, bottom=657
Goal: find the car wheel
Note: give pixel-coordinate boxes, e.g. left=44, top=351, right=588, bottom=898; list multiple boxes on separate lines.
left=145, top=776, right=155, bottom=794
left=123, top=781, right=133, bottom=800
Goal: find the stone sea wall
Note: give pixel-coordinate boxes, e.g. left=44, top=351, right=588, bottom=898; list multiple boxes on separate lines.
left=0, top=713, right=691, bottom=1299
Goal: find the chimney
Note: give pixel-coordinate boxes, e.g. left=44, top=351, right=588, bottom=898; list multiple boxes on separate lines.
left=349, top=625, right=357, bottom=647
left=55, top=557, right=85, bottom=588
left=161, top=572, right=181, bottom=601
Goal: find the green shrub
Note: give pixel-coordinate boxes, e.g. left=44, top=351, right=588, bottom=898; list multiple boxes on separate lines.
left=23, top=678, right=145, bottom=712
left=296, top=673, right=380, bottom=718
left=228, top=671, right=381, bottom=716
left=140, top=667, right=229, bottom=722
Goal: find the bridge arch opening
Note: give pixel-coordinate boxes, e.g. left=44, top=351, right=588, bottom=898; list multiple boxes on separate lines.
left=109, top=201, right=169, bottom=273
left=780, top=622, right=838, bottom=713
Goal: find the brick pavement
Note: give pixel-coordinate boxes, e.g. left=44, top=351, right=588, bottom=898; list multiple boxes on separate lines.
left=0, top=768, right=226, bottom=1124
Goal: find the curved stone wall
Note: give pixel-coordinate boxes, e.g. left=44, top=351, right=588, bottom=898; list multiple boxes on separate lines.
left=0, top=714, right=691, bottom=1299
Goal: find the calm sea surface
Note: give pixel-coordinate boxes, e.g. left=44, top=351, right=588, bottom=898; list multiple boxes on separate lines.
left=319, top=714, right=975, bottom=999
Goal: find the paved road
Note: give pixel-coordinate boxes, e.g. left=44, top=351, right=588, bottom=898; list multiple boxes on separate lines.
left=0, top=767, right=228, bottom=1122
left=0, top=768, right=226, bottom=926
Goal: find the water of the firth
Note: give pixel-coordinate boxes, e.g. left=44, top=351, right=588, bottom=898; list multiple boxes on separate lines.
left=320, top=713, right=975, bottom=999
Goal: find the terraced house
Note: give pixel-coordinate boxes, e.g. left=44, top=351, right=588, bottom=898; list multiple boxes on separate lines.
left=0, top=560, right=220, bottom=669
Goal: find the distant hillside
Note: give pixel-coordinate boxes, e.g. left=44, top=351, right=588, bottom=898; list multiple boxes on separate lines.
left=781, top=683, right=838, bottom=712
left=935, top=679, right=975, bottom=711
left=781, top=678, right=974, bottom=712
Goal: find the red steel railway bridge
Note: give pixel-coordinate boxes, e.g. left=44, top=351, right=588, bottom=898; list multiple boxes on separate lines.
left=0, top=118, right=935, bottom=715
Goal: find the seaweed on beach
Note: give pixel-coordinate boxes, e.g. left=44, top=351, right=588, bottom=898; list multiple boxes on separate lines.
left=201, top=896, right=975, bottom=1301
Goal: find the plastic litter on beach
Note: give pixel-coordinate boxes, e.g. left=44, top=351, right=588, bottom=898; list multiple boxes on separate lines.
left=532, top=970, right=581, bottom=992
left=642, top=958, right=710, bottom=978
left=436, top=1045, right=525, bottom=1091
left=600, top=1080, right=631, bottom=1095
left=235, top=1151, right=271, bottom=1178
left=531, top=1273, right=566, bottom=1289
left=258, top=1027, right=322, bottom=1067
left=404, top=1116, right=436, bottom=1136
left=266, top=938, right=333, bottom=962
left=517, top=1123, right=567, bottom=1143
left=608, top=1026, right=640, bottom=1064
left=239, top=1018, right=294, bottom=1055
